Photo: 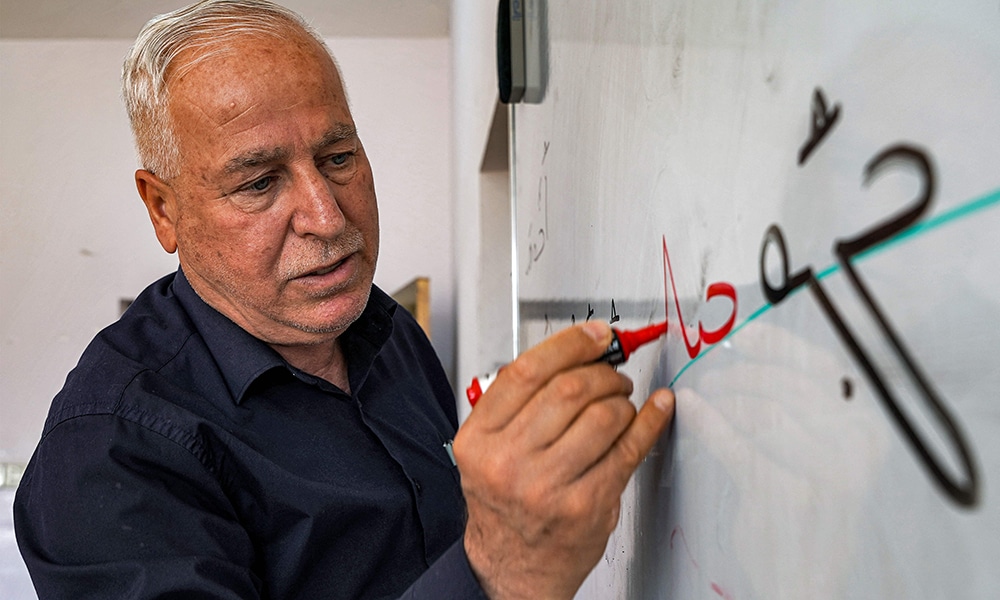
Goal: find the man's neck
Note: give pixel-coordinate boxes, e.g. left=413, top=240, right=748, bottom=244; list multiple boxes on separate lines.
left=271, top=338, right=351, bottom=394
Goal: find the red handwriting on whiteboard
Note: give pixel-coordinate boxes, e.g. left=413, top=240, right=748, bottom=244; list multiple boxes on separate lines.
left=662, top=235, right=738, bottom=359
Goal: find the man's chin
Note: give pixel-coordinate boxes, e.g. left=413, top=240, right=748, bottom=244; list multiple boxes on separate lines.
left=280, top=290, right=370, bottom=338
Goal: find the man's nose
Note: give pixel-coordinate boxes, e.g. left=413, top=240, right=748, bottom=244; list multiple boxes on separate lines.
left=290, top=165, right=346, bottom=240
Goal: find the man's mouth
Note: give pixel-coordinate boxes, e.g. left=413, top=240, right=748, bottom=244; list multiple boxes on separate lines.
left=305, top=259, right=345, bottom=277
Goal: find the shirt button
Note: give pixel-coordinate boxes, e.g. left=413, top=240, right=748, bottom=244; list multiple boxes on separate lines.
left=413, top=479, right=423, bottom=495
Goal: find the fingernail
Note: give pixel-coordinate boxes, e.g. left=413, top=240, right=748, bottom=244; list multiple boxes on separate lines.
left=581, top=320, right=609, bottom=342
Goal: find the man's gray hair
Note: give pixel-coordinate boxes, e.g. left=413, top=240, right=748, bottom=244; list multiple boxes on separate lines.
left=122, top=0, right=334, bottom=179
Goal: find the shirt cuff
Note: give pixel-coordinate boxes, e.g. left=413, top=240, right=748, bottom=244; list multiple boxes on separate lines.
left=397, top=538, right=488, bottom=599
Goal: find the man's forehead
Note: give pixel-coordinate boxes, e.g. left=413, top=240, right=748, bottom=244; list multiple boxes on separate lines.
left=167, top=33, right=349, bottom=130
left=160, top=30, right=357, bottom=184
left=168, top=30, right=343, bottom=100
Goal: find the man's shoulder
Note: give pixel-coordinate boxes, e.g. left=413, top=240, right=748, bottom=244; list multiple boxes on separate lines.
left=44, top=273, right=200, bottom=430
left=103, top=272, right=199, bottom=362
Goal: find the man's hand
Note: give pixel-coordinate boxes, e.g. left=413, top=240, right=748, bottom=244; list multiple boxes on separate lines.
left=453, top=321, right=675, bottom=600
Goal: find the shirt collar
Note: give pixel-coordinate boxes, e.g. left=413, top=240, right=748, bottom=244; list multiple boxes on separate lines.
left=172, top=269, right=396, bottom=404
left=342, top=285, right=396, bottom=394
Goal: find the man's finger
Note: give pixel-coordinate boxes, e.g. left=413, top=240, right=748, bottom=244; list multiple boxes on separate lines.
left=543, top=394, right=638, bottom=483
left=511, top=364, right=633, bottom=449
left=475, top=321, right=615, bottom=428
left=586, top=388, right=675, bottom=492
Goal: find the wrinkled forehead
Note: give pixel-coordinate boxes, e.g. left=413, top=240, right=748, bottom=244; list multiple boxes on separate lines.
left=165, top=31, right=350, bottom=132
left=166, top=25, right=342, bottom=94
left=161, top=29, right=355, bottom=174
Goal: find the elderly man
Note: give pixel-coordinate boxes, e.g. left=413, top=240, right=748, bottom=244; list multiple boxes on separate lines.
left=14, top=1, right=674, bottom=598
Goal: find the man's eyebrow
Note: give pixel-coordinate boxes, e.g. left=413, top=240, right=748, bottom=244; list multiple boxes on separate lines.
left=221, top=124, right=357, bottom=175
left=313, top=123, right=358, bottom=152
left=224, top=146, right=291, bottom=174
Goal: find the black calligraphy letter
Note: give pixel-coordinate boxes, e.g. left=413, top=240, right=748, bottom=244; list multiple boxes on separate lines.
left=834, top=144, right=979, bottom=507
left=798, top=87, right=841, bottom=165
left=759, top=224, right=813, bottom=305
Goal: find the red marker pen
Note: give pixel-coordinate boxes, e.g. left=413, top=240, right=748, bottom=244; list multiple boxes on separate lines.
left=466, top=321, right=668, bottom=406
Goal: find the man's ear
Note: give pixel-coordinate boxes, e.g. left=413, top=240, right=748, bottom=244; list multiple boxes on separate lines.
left=135, top=169, right=179, bottom=254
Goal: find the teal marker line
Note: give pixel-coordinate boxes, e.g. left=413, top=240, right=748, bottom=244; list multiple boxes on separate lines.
left=668, top=186, right=1000, bottom=387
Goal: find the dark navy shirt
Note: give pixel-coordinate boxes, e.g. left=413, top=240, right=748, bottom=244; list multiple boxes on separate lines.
left=14, top=271, right=486, bottom=600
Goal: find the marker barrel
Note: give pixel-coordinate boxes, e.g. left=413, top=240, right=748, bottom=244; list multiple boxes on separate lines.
left=466, top=369, right=500, bottom=407
left=465, top=322, right=667, bottom=407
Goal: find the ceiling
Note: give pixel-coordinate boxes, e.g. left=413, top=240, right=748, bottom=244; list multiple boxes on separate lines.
left=0, top=0, right=450, bottom=39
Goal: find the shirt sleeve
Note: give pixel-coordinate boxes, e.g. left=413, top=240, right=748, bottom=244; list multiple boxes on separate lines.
left=14, top=413, right=261, bottom=600
left=396, top=538, right=489, bottom=600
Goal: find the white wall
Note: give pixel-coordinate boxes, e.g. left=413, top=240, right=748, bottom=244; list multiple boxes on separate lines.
left=0, top=40, right=175, bottom=463
left=0, top=35, right=452, bottom=464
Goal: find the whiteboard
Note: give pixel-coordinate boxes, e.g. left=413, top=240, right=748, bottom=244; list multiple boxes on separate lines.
left=510, top=1, right=1000, bottom=598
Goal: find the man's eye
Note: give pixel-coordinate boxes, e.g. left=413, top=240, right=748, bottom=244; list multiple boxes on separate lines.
left=249, top=176, right=273, bottom=192
left=319, top=152, right=356, bottom=183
